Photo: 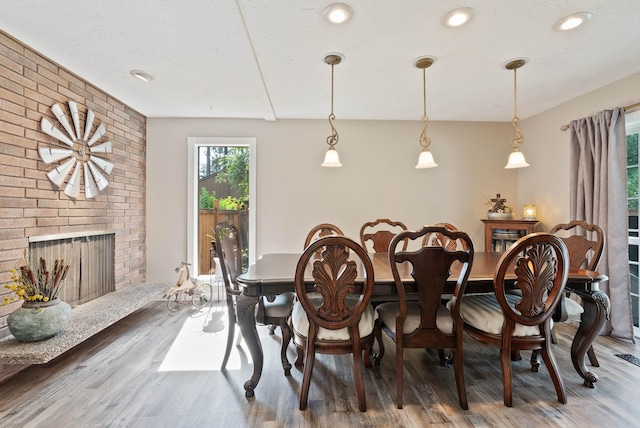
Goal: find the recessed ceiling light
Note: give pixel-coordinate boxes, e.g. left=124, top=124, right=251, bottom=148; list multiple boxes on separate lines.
left=552, top=12, right=592, bottom=31
left=443, top=7, right=474, bottom=27
left=324, top=3, right=353, bottom=24
left=130, top=70, right=154, bottom=82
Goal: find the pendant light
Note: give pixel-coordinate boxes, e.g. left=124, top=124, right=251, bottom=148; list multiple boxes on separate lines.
left=504, top=59, right=530, bottom=169
left=415, top=56, right=438, bottom=169
left=321, top=53, right=343, bottom=167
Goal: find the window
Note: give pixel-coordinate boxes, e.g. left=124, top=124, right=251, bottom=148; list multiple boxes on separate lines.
left=187, top=137, right=256, bottom=278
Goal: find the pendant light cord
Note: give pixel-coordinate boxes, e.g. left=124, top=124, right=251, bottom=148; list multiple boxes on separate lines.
left=419, top=67, right=432, bottom=149
left=510, top=67, right=524, bottom=149
left=327, top=62, right=339, bottom=148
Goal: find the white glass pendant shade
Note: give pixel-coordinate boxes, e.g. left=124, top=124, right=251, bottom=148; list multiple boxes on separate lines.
left=415, top=149, right=438, bottom=169
left=321, top=147, right=342, bottom=167
left=505, top=150, right=530, bottom=169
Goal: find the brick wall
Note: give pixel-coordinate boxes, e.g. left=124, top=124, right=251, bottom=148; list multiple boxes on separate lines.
left=0, top=31, right=146, bottom=328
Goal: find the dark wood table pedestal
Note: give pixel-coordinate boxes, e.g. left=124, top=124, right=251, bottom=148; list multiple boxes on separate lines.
left=236, top=295, right=262, bottom=397
left=569, top=285, right=611, bottom=388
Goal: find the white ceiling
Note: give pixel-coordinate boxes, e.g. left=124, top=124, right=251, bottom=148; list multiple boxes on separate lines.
left=2, top=0, right=640, bottom=122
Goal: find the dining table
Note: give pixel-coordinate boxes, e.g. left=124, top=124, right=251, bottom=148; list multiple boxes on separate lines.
left=235, top=251, right=609, bottom=397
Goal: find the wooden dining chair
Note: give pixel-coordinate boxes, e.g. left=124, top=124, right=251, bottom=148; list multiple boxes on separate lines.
left=458, top=233, right=569, bottom=407
left=359, top=218, right=408, bottom=253
left=215, top=222, right=295, bottom=376
left=294, top=223, right=346, bottom=366
left=291, top=236, right=376, bottom=412
left=374, top=225, right=474, bottom=409
left=549, top=220, right=605, bottom=367
left=420, top=222, right=468, bottom=365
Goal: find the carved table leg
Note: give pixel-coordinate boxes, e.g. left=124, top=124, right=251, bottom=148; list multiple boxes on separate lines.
left=570, top=288, right=611, bottom=388
left=236, top=295, right=262, bottom=397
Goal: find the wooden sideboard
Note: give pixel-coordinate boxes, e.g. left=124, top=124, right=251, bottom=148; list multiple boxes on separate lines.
left=481, top=219, right=539, bottom=252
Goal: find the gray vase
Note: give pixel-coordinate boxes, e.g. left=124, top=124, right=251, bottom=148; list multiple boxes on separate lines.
left=7, top=299, right=71, bottom=342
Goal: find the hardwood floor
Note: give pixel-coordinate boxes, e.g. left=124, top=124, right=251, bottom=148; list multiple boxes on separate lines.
left=0, top=300, right=639, bottom=427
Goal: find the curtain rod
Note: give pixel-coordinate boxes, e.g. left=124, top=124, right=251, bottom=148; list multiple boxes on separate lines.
left=560, top=101, right=640, bottom=131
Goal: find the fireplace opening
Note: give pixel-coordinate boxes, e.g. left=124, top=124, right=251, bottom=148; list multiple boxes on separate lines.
left=28, top=231, right=115, bottom=307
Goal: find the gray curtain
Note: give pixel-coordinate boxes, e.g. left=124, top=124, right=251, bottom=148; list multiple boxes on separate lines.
left=569, top=107, right=634, bottom=342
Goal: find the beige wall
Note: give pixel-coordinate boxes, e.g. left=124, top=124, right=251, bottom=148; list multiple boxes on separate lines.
left=147, top=69, right=640, bottom=283
left=146, top=117, right=519, bottom=282
left=518, top=71, right=640, bottom=230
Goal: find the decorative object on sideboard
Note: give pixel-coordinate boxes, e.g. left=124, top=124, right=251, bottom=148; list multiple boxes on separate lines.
left=523, top=204, right=537, bottom=220
left=4, top=256, right=72, bottom=342
left=38, top=100, right=114, bottom=199
left=485, top=193, right=514, bottom=219
left=414, top=56, right=438, bottom=169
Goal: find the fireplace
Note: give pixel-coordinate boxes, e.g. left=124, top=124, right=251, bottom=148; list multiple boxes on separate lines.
left=28, top=231, right=115, bottom=307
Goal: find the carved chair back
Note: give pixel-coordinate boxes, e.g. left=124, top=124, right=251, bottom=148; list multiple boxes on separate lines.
left=549, top=220, right=605, bottom=271
left=421, top=222, right=469, bottom=251
left=215, top=222, right=243, bottom=297
left=296, top=235, right=374, bottom=336
left=494, top=233, right=569, bottom=329
left=304, top=223, right=344, bottom=257
left=359, top=218, right=408, bottom=253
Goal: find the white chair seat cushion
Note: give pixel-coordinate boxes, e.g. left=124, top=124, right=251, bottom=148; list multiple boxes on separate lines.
left=262, top=292, right=295, bottom=318
left=563, top=297, right=584, bottom=323
left=375, top=302, right=453, bottom=335
left=292, top=294, right=376, bottom=341
left=456, top=293, right=552, bottom=336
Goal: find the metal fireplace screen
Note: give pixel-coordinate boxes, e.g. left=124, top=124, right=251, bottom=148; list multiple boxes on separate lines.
left=28, top=231, right=115, bottom=307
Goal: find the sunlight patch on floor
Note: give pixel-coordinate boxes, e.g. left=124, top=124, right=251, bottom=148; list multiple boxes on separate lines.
left=158, top=304, right=252, bottom=372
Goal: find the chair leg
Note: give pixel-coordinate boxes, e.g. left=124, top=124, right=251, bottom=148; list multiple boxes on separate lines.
left=437, top=349, right=450, bottom=366
left=373, top=322, right=385, bottom=366
left=540, top=343, right=567, bottom=404
left=280, top=321, right=292, bottom=376
left=295, top=346, right=304, bottom=367
left=500, top=339, right=514, bottom=407
left=221, top=313, right=235, bottom=370
left=352, top=347, right=367, bottom=412
left=396, top=344, right=403, bottom=409
left=530, top=350, right=541, bottom=372
left=268, top=324, right=277, bottom=335
left=452, top=348, right=468, bottom=410
left=363, top=345, right=372, bottom=368
left=299, top=342, right=316, bottom=411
